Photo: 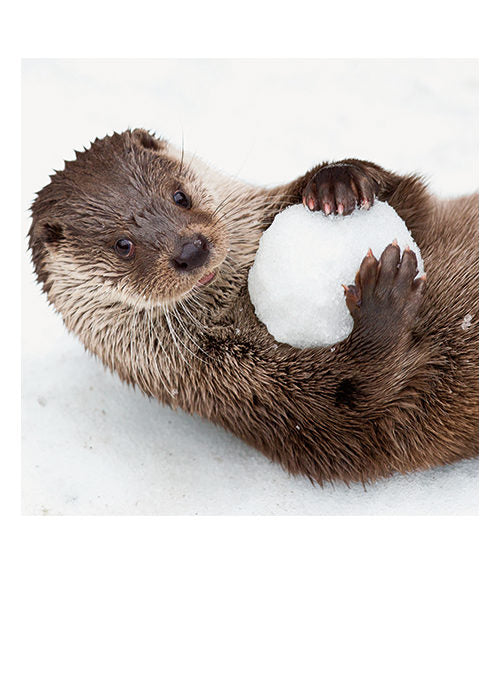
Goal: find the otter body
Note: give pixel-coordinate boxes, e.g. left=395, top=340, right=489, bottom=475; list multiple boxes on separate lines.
left=29, top=130, right=478, bottom=484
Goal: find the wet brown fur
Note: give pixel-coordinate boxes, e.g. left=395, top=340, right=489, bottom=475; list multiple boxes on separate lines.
left=28, top=129, right=479, bottom=485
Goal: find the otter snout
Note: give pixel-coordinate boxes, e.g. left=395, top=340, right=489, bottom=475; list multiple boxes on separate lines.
left=172, top=234, right=210, bottom=272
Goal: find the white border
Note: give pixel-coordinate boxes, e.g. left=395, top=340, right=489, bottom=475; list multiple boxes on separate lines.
left=3, top=2, right=497, bottom=698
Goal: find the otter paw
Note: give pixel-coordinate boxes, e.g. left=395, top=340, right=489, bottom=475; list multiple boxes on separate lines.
left=343, top=242, right=426, bottom=334
left=303, top=163, right=379, bottom=216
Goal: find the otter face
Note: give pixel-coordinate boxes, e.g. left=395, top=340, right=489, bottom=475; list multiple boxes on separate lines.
left=29, top=129, right=230, bottom=314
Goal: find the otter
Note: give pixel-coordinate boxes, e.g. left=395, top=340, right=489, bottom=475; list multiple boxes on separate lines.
left=28, top=129, right=478, bottom=485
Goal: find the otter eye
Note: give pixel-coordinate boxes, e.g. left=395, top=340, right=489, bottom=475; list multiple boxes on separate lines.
left=114, top=239, right=135, bottom=259
left=173, top=190, right=191, bottom=209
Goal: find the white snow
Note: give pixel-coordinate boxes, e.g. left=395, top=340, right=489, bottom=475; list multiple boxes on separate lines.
left=461, top=313, right=473, bottom=330
left=248, top=201, right=424, bottom=348
left=22, top=59, right=478, bottom=515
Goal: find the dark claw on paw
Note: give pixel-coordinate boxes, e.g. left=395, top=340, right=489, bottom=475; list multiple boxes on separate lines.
left=303, top=163, right=379, bottom=216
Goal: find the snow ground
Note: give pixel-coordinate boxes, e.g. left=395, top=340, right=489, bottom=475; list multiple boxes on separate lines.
left=22, top=59, right=478, bottom=515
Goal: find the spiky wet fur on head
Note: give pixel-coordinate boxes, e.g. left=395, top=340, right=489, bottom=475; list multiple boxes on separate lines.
left=29, top=129, right=236, bottom=306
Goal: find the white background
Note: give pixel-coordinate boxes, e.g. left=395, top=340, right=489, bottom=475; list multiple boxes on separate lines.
left=22, top=59, right=478, bottom=515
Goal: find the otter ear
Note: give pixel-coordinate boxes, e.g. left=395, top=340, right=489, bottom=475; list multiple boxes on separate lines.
left=43, top=222, right=65, bottom=244
left=29, top=220, right=65, bottom=247
left=131, top=129, right=164, bottom=152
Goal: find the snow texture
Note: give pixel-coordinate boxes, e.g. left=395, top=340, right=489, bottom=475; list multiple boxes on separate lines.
left=22, top=59, right=478, bottom=515
left=248, top=201, right=424, bottom=348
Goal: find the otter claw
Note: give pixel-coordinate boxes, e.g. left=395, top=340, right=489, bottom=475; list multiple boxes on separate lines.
left=302, top=164, right=379, bottom=219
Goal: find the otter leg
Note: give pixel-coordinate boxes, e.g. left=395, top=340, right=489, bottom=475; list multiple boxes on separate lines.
left=344, top=242, right=426, bottom=348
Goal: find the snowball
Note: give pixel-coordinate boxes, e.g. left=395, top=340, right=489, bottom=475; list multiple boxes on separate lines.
left=248, top=201, right=424, bottom=348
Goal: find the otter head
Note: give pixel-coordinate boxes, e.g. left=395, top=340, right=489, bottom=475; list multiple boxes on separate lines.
left=28, top=129, right=230, bottom=319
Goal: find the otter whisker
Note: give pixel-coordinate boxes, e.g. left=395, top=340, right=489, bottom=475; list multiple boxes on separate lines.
left=212, top=182, right=248, bottom=218
left=216, top=191, right=298, bottom=218
left=135, top=277, right=180, bottom=393
left=173, top=305, right=209, bottom=361
left=219, top=192, right=299, bottom=222
left=178, top=298, right=206, bottom=332
left=178, top=129, right=185, bottom=179
left=212, top=193, right=297, bottom=230
left=184, top=289, right=212, bottom=316
left=147, top=306, right=178, bottom=398
left=170, top=305, right=208, bottom=363
left=129, top=297, right=144, bottom=387
left=150, top=317, right=177, bottom=398
left=212, top=181, right=292, bottom=220
left=186, top=150, right=198, bottom=174
left=163, top=306, right=195, bottom=371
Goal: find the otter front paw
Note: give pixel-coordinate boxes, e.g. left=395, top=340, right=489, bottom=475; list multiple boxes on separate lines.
left=343, top=242, right=426, bottom=339
left=303, top=163, right=379, bottom=216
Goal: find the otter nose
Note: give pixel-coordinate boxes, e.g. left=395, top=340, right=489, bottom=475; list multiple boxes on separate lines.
left=172, top=234, right=210, bottom=272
